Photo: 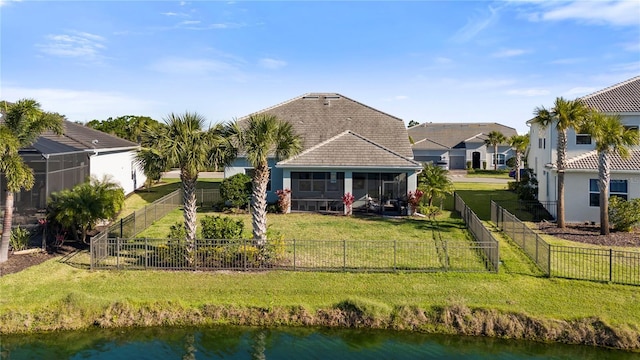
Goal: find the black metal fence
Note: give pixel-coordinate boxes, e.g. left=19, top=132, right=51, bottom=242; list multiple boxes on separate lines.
left=90, top=237, right=498, bottom=273
left=106, top=189, right=221, bottom=238
left=493, top=200, right=556, bottom=221
left=453, top=193, right=500, bottom=272
left=491, top=201, right=640, bottom=285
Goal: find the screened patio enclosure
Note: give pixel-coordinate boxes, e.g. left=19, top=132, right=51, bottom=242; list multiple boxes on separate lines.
left=289, top=171, right=408, bottom=213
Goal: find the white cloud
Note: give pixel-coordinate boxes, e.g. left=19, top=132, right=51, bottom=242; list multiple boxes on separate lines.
left=258, top=58, right=287, bottom=70
left=1, top=86, right=158, bottom=122
left=180, top=20, right=201, bottom=25
left=492, top=49, right=528, bottom=58
left=452, top=5, right=501, bottom=42
left=0, top=0, right=22, bottom=7
left=531, top=1, right=640, bottom=27
left=563, top=87, right=598, bottom=97
left=506, top=88, right=550, bottom=97
left=36, top=31, right=107, bottom=60
left=161, top=12, right=189, bottom=17
left=549, top=58, right=584, bottom=65
left=149, top=57, right=238, bottom=75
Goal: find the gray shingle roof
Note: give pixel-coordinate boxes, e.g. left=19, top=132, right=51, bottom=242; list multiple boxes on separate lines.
left=566, top=150, right=640, bottom=171
left=25, top=121, right=139, bottom=154
left=239, top=93, right=414, bottom=158
left=580, top=76, right=640, bottom=113
left=407, top=122, right=517, bottom=150
left=277, top=131, right=421, bottom=169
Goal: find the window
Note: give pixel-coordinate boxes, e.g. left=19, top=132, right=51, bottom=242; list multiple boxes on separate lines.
left=576, top=134, right=592, bottom=145
left=493, top=154, right=505, bottom=165
left=245, top=169, right=271, bottom=191
left=589, top=179, right=628, bottom=207
left=538, top=138, right=543, bottom=149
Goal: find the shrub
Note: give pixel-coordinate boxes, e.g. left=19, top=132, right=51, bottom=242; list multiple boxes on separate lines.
left=10, top=226, right=31, bottom=251
left=276, top=188, right=291, bottom=213
left=200, top=215, right=244, bottom=240
left=168, top=222, right=186, bottom=240
left=609, top=197, right=640, bottom=232
left=418, top=205, right=441, bottom=220
left=482, top=161, right=487, bottom=170
left=220, top=173, right=252, bottom=209
left=506, top=157, right=516, bottom=168
left=466, top=161, right=472, bottom=170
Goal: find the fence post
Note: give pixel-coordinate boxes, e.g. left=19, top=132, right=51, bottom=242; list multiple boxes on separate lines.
left=145, top=237, right=148, bottom=269
left=116, top=237, right=120, bottom=270
left=609, top=249, right=613, bottom=282
left=393, top=240, right=397, bottom=272
left=548, top=244, right=552, bottom=277
left=120, top=218, right=123, bottom=238
left=293, top=239, right=296, bottom=271
left=444, top=240, right=449, bottom=271
left=343, top=240, right=347, bottom=272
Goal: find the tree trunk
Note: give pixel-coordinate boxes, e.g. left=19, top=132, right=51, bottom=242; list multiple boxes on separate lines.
left=515, top=150, right=521, bottom=182
left=0, top=191, right=14, bottom=263
left=181, top=172, right=198, bottom=260
left=599, top=151, right=610, bottom=235
left=556, top=130, right=567, bottom=228
left=251, top=163, right=270, bottom=247
left=494, top=144, right=498, bottom=170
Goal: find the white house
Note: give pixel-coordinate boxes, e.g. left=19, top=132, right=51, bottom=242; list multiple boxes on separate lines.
left=527, top=75, right=640, bottom=224
left=407, top=123, right=518, bottom=170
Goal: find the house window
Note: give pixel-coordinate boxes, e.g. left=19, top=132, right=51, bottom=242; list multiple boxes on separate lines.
left=245, top=169, right=271, bottom=191
left=576, top=134, right=592, bottom=145
left=538, top=138, right=543, bottom=149
left=589, top=179, right=628, bottom=207
left=493, top=154, right=505, bottom=165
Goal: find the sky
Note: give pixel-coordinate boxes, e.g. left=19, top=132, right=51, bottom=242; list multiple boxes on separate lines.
left=1, top=1, right=639, bottom=135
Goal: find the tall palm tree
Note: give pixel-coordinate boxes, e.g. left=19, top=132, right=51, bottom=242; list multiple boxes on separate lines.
left=531, top=97, right=589, bottom=228
left=484, top=131, right=506, bottom=170
left=144, top=112, right=230, bottom=247
left=418, top=162, right=453, bottom=206
left=581, top=112, right=639, bottom=235
left=508, top=134, right=530, bottom=182
left=0, top=99, right=64, bottom=263
left=231, top=114, right=301, bottom=246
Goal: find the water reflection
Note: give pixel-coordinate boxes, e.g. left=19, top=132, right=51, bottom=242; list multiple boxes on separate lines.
left=0, top=326, right=636, bottom=360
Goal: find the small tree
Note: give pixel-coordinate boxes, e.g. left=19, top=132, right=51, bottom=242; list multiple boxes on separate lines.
left=418, top=163, right=453, bottom=206
left=47, top=176, right=124, bottom=243
left=220, top=173, right=252, bottom=209
left=484, top=130, right=506, bottom=171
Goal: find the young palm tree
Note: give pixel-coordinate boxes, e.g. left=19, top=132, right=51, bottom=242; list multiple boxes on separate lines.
left=144, top=112, right=230, bottom=247
left=231, top=114, right=302, bottom=246
left=531, top=97, right=589, bottom=228
left=418, top=162, right=454, bottom=206
left=508, top=134, right=530, bottom=182
left=484, top=131, right=506, bottom=171
left=0, top=99, right=64, bottom=263
left=134, top=147, right=167, bottom=190
left=581, top=112, right=639, bottom=235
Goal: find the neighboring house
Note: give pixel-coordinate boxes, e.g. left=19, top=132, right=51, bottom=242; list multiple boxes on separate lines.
left=527, top=75, right=640, bottom=224
left=225, top=93, right=422, bottom=213
left=0, top=121, right=145, bottom=224
left=407, top=123, right=517, bottom=170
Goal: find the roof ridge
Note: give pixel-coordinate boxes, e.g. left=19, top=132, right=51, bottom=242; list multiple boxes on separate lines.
left=566, top=149, right=598, bottom=165
left=421, top=137, right=449, bottom=149
left=346, top=131, right=420, bottom=165
left=580, top=75, right=640, bottom=101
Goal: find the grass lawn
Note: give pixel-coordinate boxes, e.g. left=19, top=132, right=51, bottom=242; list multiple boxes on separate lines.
left=2, top=180, right=640, bottom=349
left=464, top=172, right=511, bottom=179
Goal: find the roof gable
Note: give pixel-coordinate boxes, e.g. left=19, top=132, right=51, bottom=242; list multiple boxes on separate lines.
left=239, top=93, right=413, bottom=158
left=277, top=130, right=421, bottom=169
left=580, top=76, right=640, bottom=113
left=408, top=122, right=517, bottom=150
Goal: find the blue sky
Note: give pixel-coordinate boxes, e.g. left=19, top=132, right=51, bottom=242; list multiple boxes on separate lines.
left=1, top=1, right=639, bottom=134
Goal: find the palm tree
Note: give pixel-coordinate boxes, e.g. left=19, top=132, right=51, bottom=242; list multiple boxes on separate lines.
left=0, top=99, right=64, bottom=263
left=418, top=162, right=454, bottom=206
left=531, top=97, right=590, bottom=229
left=508, top=134, right=530, bottom=182
left=484, top=131, right=506, bottom=171
left=581, top=112, right=639, bottom=235
left=134, top=147, right=167, bottom=190
left=143, top=112, right=230, bottom=248
left=230, top=114, right=302, bottom=246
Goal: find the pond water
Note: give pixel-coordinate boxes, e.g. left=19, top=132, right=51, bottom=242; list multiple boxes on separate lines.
left=0, top=326, right=636, bottom=360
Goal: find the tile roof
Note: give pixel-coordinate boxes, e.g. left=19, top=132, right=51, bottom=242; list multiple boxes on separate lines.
left=278, top=131, right=421, bottom=169
left=22, top=121, right=139, bottom=154
left=239, top=93, right=414, bottom=158
left=565, top=149, right=640, bottom=171
left=580, top=75, right=640, bottom=113
left=407, top=122, right=517, bottom=150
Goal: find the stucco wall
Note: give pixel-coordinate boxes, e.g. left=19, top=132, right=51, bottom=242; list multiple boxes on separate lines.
left=564, top=171, right=640, bottom=223
left=90, top=150, right=146, bottom=196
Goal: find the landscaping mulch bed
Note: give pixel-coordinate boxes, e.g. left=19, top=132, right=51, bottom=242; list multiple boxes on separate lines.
left=538, top=222, right=640, bottom=247
left=0, top=243, right=85, bottom=277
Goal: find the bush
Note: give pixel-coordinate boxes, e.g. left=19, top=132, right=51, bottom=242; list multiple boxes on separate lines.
left=506, top=157, right=516, bottom=168
left=168, top=222, right=186, bottom=240
left=200, top=215, right=244, bottom=240
left=418, top=205, right=441, bottom=220
left=10, top=226, right=31, bottom=251
left=220, top=173, right=252, bottom=209
left=609, top=197, right=640, bottom=232
left=466, top=161, right=472, bottom=170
